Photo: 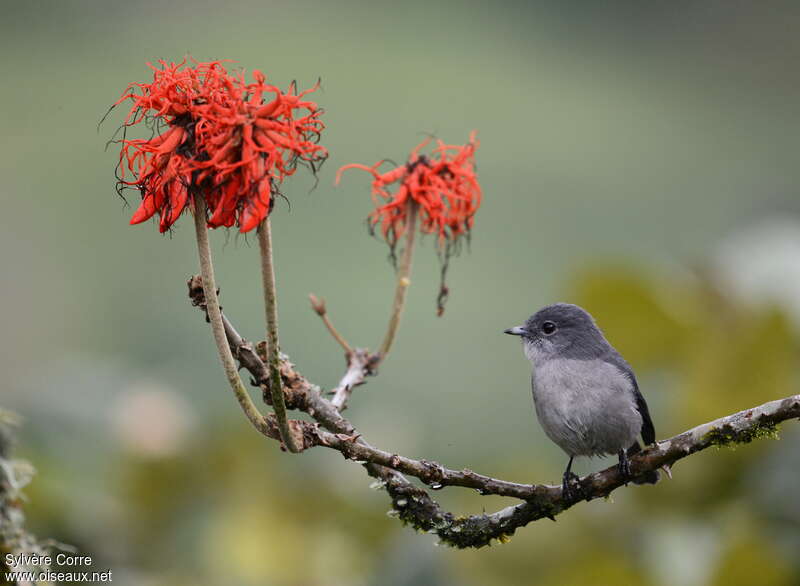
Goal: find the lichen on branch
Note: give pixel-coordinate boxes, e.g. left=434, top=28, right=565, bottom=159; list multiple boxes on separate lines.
left=187, top=278, right=800, bottom=548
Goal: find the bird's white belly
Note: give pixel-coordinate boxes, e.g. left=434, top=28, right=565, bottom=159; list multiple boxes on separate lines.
left=531, top=358, right=641, bottom=457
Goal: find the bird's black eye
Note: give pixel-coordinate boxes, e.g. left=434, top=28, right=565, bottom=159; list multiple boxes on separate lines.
left=541, top=321, right=557, bottom=335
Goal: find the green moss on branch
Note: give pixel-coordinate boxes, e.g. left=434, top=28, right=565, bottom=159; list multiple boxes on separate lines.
left=703, top=421, right=780, bottom=448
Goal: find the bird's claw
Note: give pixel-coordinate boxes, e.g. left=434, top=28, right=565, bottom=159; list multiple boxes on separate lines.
left=618, top=449, right=631, bottom=484
left=561, top=471, right=580, bottom=501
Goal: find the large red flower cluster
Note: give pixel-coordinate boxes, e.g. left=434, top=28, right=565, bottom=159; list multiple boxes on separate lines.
left=114, top=59, right=326, bottom=232
left=337, top=132, right=480, bottom=250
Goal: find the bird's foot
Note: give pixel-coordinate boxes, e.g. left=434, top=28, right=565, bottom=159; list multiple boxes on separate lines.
left=618, top=449, right=631, bottom=484
left=561, top=470, right=581, bottom=501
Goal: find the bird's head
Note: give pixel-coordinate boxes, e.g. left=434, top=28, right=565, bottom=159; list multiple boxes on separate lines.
left=504, top=303, right=607, bottom=364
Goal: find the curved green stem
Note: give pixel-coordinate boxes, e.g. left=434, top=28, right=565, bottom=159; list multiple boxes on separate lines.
left=192, top=196, right=269, bottom=435
left=258, top=217, right=300, bottom=453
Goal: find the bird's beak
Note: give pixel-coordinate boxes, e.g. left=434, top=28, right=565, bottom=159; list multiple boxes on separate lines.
left=504, top=326, right=526, bottom=336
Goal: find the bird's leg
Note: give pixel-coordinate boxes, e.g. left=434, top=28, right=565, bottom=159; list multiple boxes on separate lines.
left=562, top=456, right=579, bottom=500
left=618, top=448, right=631, bottom=484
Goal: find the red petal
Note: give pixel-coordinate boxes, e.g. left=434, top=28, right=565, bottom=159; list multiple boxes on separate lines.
left=130, top=194, right=157, bottom=224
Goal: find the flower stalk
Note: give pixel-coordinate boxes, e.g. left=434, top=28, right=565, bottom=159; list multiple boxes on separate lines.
left=338, top=132, right=480, bottom=321
left=258, top=217, right=300, bottom=453
left=378, top=200, right=418, bottom=357
left=192, top=195, right=269, bottom=434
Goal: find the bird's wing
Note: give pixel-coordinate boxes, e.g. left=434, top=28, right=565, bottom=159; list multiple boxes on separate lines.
left=630, top=375, right=656, bottom=445
left=603, top=351, right=656, bottom=445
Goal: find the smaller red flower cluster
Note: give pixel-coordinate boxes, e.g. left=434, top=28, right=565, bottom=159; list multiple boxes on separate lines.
left=114, top=59, right=326, bottom=232
left=336, top=132, right=480, bottom=250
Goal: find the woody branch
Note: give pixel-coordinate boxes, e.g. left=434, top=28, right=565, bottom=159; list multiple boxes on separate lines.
left=187, top=276, right=800, bottom=548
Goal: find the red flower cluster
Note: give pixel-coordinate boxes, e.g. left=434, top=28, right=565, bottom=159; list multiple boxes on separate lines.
left=337, top=133, right=481, bottom=315
left=337, top=132, right=480, bottom=250
left=114, top=59, right=326, bottom=232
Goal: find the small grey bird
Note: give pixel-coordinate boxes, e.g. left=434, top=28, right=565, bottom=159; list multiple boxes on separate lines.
left=504, top=303, right=657, bottom=498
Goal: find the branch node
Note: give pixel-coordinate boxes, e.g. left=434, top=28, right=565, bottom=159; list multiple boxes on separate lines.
left=420, top=459, right=446, bottom=487
left=330, top=348, right=380, bottom=411
left=308, top=293, right=326, bottom=316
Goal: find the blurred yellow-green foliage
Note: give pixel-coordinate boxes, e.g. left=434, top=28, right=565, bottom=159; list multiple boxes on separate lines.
left=3, top=1, right=800, bottom=585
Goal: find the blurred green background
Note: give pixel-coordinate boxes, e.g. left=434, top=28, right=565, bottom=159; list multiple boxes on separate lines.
left=2, top=1, right=800, bottom=584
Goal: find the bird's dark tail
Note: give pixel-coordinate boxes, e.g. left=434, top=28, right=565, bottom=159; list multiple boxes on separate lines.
left=627, top=442, right=660, bottom=485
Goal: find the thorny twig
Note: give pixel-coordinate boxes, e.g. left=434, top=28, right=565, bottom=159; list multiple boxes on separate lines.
left=188, top=278, right=800, bottom=548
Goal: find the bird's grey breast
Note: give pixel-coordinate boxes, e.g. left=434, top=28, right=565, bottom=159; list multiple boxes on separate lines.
left=531, top=358, right=642, bottom=457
